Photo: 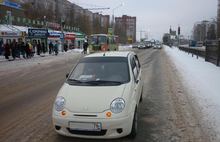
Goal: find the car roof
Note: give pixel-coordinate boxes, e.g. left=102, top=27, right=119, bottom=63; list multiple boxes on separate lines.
left=85, top=51, right=134, bottom=58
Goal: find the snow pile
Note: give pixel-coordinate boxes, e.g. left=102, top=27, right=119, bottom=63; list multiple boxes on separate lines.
left=0, top=51, right=81, bottom=74
left=164, top=46, right=220, bottom=140
left=119, top=45, right=133, bottom=51
left=72, top=48, right=83, bottom=53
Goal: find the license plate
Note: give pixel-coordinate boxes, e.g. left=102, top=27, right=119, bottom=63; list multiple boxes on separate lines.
left=69, top=122, right=102, bottom=131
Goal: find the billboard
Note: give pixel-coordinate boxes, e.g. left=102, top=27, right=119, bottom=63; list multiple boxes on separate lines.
left=28, top=29, right=48, bottom=38
left=2, top=0, right=21, bottom=9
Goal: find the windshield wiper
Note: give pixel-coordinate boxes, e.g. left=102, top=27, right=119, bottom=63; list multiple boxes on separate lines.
left=67, top=79, right=88, bottom=85
left=83, top=80, right=123, bottom=85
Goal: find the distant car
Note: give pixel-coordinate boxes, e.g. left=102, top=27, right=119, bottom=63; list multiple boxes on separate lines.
left=153, top=43, right=162, bottom=49
left=138, top=42, right=146, bottom=49
left=52, top=51, right=143, bottom=139
left=143, top=41, right=152, bottom=48
left=196, top=41, right=203, bottom=47
left=132, top=43, right=139, bottom=48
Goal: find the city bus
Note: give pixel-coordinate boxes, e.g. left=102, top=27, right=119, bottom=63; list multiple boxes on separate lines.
left=89, top=34, right=119, bottom=52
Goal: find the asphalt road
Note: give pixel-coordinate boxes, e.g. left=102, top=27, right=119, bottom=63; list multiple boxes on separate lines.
left=0, top=48, right=211, bottom=142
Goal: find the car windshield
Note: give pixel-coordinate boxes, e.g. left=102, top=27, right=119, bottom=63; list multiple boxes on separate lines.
left=67, top=57, right=130, bottom=86
left=90, top=35, right=107, bottom=45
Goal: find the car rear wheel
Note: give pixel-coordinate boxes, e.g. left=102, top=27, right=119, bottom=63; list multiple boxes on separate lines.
left=129, top=107, right=138, bottom=138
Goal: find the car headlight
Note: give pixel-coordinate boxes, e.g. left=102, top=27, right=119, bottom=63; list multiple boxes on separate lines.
left=110, top=98, right=125, bottom=113
left=54, top=96, right=65, bottom=111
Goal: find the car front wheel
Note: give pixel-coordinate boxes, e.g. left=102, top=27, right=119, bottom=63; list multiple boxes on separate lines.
left=129, top=107, right=138, bottom=138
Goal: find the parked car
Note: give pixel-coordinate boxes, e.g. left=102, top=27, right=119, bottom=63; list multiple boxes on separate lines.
left=52, top=51, right=143, bottom=139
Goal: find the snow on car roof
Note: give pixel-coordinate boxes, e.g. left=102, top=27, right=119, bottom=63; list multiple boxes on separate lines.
left=85, top=51, right=133, bottom=58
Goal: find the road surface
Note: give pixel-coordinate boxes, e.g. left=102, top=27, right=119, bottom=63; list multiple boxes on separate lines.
left=0, top=49, right=212, bottom=142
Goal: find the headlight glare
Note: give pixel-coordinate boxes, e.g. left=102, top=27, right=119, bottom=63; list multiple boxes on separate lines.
left=55, top=96, right=65, bottom=111
left=110, top=98, right=125, bottom=113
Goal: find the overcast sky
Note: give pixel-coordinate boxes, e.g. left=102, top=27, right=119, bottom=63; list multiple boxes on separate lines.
left=69, top=0, right=217, bottom=40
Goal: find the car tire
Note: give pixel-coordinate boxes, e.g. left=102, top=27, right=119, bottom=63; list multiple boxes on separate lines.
left=140, top=87, right=143, bottom=103
left=129, top=107, right=138, bottom=139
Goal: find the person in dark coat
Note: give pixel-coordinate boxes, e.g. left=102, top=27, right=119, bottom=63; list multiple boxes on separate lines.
left=11, top=39, right=17, bottom=60
left=64, top=42, right=68, bottom=52
left=4, top=40, right=10, bottom=59
left=0, top=39, right=3, bottom=55
left=42, top=42, right=46, bottom=53
left=83, top=40, right=89, bottom=54
left=20, top=42, right=26, bottom=59
left=49, top=41, right=53, bottom=54
left=25, top=42, right=31, bottom=58
left=54, top=41, right=59, bottom=56
left=37, top=40, right=41, bottom=55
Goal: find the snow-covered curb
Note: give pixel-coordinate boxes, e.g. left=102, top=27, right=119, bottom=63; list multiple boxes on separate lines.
left=164, top=45, right=220, bottom=141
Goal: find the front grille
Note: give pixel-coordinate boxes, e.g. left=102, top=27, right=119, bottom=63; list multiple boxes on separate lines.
left=67, top=128, right=107, bottom=136
left=73, top=114, right=97, bottom=117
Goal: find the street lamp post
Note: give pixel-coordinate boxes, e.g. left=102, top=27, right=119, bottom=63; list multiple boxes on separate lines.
left=61, top=18, right=65, bottom=52
left=43, top=16, right=47, bottom=28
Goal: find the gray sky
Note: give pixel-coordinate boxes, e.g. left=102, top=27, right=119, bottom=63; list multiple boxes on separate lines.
left=69, top=0, right=217, bottom=40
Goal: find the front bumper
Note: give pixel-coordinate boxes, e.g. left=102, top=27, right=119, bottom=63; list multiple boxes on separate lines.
left=52, top=112, right=133, bottom=139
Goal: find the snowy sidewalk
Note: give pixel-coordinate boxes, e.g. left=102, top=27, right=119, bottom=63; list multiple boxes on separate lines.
left=0, top=48, right=83, bottom=63
left=0, top=49, right=83, bottom=73
left=164, top=46, right=220, bottom=141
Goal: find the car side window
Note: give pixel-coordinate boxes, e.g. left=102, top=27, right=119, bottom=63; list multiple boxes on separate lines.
left=130, top=56, right=139, bottom=81
left=134, top=55, right=140, bottom=73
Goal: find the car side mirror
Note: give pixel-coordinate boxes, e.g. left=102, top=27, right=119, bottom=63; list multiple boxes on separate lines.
left=66, top=73, right=69, bottom=79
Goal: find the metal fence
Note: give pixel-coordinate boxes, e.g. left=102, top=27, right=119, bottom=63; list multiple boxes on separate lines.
left=178, top=42, right=220, bottom=66
left=178, top=46, right=206, bottom=58
left=205, top=40, right=220, bottom=66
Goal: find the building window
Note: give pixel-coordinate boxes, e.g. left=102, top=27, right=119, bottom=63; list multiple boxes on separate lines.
left=11, top=16, right=14, bottom=21
left=17, top=17, right=20, bottom=22
left=23, top=18, right=26, bottom=23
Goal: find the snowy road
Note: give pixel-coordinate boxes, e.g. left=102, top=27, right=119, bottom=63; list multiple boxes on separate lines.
left=0, top=48, right=215, bottom=142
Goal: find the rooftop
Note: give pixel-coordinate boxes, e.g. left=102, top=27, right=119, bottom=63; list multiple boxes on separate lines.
left=85, top=51, right=133, bottom=58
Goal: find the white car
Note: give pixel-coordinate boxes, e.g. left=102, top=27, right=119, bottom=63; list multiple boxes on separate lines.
left=52, top=51, right=143, bottom=139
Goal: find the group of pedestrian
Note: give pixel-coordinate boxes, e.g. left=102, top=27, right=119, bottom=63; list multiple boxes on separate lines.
left=32, top=40, right=47, bottom=56
left=1, top=39, right=55, bottom=60
left=3, top=39, right=33, bottom=60
left=48, top=41, right=59, bottom=55
left=0, top=38, right=90, bottom=61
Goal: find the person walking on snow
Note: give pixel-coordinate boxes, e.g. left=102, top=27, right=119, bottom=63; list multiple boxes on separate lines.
left=83, top=40, right=89, bottom=54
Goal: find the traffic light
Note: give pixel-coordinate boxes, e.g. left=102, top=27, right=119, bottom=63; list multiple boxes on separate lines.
left=178, top=26, right=181, bottom=35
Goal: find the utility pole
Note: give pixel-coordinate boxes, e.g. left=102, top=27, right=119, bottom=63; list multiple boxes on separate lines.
left=112, top=3, right=124, bottom=34
left=138, top=30, right=146, bottom=41
left=178, top=25, right=181, bottom=46
left=217, top=0, right=220, bottom=66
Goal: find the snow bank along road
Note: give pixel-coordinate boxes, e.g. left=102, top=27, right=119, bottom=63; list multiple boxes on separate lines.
left=0, top=48, right=214, bottom=142
left=165, top=46, right=220, bottom=141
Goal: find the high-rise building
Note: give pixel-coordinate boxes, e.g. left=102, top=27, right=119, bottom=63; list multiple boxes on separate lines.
left=0, top=0, right=110, bottom=34
left=115, top=15, right=136, bottom=44
left=193, top=20, right=217, bottom=41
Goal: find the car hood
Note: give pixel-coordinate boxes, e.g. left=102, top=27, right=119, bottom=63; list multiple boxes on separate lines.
left=58, top=83, right=127, bottom=113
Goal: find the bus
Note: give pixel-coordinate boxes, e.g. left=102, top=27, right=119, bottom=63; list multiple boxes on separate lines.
left=89, top=34, right=119, bottom=52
